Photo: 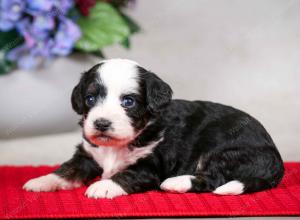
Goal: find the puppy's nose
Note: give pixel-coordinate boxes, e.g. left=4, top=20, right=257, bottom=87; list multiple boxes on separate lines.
left=94, top=118, right=112, bottom=132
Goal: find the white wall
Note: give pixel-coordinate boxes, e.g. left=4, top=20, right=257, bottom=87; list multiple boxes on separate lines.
left=0, top=55, right=94, bottom=138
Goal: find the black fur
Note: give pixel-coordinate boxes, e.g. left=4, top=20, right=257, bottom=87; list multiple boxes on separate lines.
left=122, top=91, right=150, bottom=132
left=138, top=66, right=173, bottom=114
left=54, top=144, right=102, bottom=184
left=112, top=100, right=284, bottom=194
left=56, top=62, right=284, bottom=196
left=71, top=63, right=105, bottom=115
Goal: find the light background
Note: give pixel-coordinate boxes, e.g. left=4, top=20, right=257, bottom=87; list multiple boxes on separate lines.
left=0, top=0, right=299, bottom=164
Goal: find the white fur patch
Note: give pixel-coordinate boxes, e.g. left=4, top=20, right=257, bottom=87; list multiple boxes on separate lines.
left=85, top=179, right=127, bottom=199
left=213, top=180, right=244, bottom=195
left=23, top=173, right=81, bottom=192
left=84, top=59, right=140, bottom=140
left=83, top=138, right=162, bottom=179
left=160, top=175, right=195, bottom=193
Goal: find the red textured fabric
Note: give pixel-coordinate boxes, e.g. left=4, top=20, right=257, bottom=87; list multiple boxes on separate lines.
left=1, top=163, right=300, bottom=219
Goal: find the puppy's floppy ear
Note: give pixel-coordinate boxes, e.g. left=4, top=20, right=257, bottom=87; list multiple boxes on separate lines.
left=71, top=80, right=83, bottom=115
left=138, top=67, right=173, bottom=113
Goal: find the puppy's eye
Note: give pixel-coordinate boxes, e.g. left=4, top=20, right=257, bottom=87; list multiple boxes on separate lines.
left=121, top=96, right=135, bottom=108
left=85, top=95, right=96, bottom=107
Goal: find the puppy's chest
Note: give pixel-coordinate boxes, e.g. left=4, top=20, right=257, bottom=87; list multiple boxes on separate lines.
left=83, top=143, right=156, bottom=179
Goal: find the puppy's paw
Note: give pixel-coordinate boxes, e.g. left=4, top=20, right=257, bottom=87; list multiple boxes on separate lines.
left=213, top=180, right=244, bottom=195
left=85, top=179, right=127, bottom=199
left=160, top=175, right=195, bottom=193
left=23, top=173, right=81, bottom=192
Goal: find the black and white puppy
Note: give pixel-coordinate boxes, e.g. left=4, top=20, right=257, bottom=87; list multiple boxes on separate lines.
left=23, top=59, right=284, bottom=199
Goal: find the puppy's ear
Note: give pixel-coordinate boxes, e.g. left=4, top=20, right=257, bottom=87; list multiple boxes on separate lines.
left=71, top=80, right=83, bottom=115
left=139, top=67, right=173, bottom=114
left=71, top=63, right=102, bottom=115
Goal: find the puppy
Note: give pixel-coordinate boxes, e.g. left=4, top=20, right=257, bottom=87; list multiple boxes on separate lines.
left=24, top=59, right=284, bottom=199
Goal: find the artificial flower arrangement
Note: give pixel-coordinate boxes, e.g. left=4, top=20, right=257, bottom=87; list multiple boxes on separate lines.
left=0, top=0, right=139, bottom=74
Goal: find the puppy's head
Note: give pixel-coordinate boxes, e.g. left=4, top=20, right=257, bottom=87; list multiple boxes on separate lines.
left=71, top=59, right=172, bottom=147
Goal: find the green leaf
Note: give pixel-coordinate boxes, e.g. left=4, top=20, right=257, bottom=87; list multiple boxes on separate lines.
left=0, top=29, right=23, bottom=52
left=91, top=50, right=105, bottom=58
left=0, top=30, right=23, bottom=74
left=73, top=48, right=106, bottom=59
left=0, top=59, right=14, bottom=75
left=121, top=37, right=130, bottom=49
left=75, top=2, right=131, bottom=52
left=118, top=12, right=140, bottom=49
left=67, top=7, right=81, bottom=20
left=119, top=11, right=141, bottom=34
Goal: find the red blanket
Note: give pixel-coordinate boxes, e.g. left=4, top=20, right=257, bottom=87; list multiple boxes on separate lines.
left=1, top=162, right=300, bottom=219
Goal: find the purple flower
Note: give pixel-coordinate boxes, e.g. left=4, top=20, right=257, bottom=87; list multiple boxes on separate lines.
left=7, top=17, right=54, bottom=70
left=17, top=14, right=55, bottom=41
left=7, top=16, right=81, bottom=69
left=54, top=0, right=74, bottom=15
left=7, top=44, right=39, bottom=70
left=32, top=15, right=55, bottom=40
left=26, top=0, right=73, bottom=17
left=3, top=0, right=81, bottom=70
left=51, top=18, right=81, bottom=55
left=0, top=0, right=25, bottom=31
left=26, top=0, right=54, bottom=12
left=16, top=19, right=36, bottom=46
left=7, top=40, right=55, bottom=70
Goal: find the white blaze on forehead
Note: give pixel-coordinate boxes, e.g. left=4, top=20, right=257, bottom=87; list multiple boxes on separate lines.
left=84, top=59, right=141, bottom=140
left=100, top=59, right=139, bottom=94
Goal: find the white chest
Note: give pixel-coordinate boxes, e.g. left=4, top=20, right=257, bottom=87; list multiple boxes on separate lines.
left=83, top=140, right=161, bottom=179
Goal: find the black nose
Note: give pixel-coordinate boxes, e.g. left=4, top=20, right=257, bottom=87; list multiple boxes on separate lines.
left=94, top=118, right=112, bottom=132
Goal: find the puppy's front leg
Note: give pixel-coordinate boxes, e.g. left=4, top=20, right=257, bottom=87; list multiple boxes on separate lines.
left=85, top=165, right=160, bottom=199
left=23, top=145, right=102, bottom=192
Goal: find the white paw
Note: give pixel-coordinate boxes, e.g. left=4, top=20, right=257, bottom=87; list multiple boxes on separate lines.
left=85, top=179, right=127, bottom=199
left=160, top=175, right=195, bottom=193
left=23, top=173, right=81, bottom=192
left=213, top=180, right=244, bottom=195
